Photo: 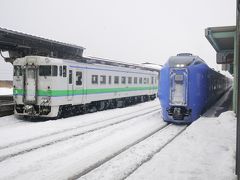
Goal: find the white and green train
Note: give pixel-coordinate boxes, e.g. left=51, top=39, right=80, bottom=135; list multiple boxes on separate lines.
left=13, top=56, right=158, bottom=118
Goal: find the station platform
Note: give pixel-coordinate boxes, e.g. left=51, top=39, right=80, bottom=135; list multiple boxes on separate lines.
left=203, top=87, right=233, bottom=117
left=127, top=89, right=237, bottom=180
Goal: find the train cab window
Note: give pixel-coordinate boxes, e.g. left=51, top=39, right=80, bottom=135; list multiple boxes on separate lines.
left=27, top=68, right=35, bottom=79
left=139, top=77, right=143, bottom=84
left=59, top=66, right=63, bottom=76
left=109, top=76, right=112, bottom=84
left=39, top=65, right=58, bottom=76
left=52, top=66, right=58, bottom=76
left=175, top=74, right=184, bottom=82
left=151, top=77, right=154, bottom=84
left=121, top=77, right=126, bottom=84
left=114, top=76, right=119, bottom=84
left=128, top=77, right=132, bottom=84
left=92, top=75, right=98, bottom=84
left=134, top=77, right=138, bottom=84
left=39, top=66, right=51, bottom=76
left=69, top=70, right=72, bottom=84
left=63, top=66, right=67, bottom=77
left=100, top=75, right=106, bottom=84
left=76, top=71, right=82, bottom=85
left=14, top=65, right=22, bottom=76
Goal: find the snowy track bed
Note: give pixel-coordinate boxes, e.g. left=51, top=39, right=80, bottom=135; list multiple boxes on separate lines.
left=0, top=101, right=159, bottom=147
left=0, top=111, right=165, bottom=179
left=79, top=124, right=187, bottom=180
left=0, top=107, right=160, bottom=163
left=0, top=100, right=189, bottom=180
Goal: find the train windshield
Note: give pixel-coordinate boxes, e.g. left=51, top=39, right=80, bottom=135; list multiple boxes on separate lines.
left=39, top=65, right=58, bottom=76
left=168, top=57, right=194, bottom=67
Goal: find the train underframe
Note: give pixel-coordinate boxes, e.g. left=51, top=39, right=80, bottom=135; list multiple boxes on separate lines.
left=15, top=94, right=156, bottom=119
left=167, top=106, right=191, bottom=121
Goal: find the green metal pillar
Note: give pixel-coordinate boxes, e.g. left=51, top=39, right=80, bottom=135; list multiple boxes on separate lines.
left=234, top=33, right=238, bottom=113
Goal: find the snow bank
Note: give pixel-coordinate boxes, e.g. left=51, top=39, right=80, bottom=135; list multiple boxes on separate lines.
left=127, top=111, right=237, bottom=180
left=0, top=88, right=13, bottom=95
left=220, top=70, right=234, bottom=80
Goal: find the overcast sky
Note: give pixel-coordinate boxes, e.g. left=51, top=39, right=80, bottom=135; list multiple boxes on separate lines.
left=0, top=0, right=236, bottom=80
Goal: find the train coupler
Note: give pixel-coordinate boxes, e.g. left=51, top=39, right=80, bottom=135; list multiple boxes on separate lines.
left=167, top=106, right=191, bottom=120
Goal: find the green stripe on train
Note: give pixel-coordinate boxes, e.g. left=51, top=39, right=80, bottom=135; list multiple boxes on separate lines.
left=13, top=86, right=158, bottom=96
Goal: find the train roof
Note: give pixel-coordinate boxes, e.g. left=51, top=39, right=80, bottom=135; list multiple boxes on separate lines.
left=83, top=57, right=159, bottom=72
left=167, top=53, right=206, bottom=67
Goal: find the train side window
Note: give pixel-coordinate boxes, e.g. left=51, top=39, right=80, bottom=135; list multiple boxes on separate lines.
left=139, top=77, right=143, bottom=84
left=100, top=75, right=106, bottom=84
left=59, top=66, right=63, bottom=76
left=69, top=70, right=72, bottom=84
left=109, top=76, right=112, bottom=84
left=134, top=77, right=138, bottom=84
left=63, top=66, right=67, bottom=77
left=14, top=65, right=22, bottom=76
left=128, top=77, right=132, bottom=84
left=39, top=65, right=51, bottom=76
left=121, top=77, right=126, bottom=84
left=76, top=71, right=82, bottom=85
left=52, top=66, right=58, bottom=76
left=92, top=75, right=98, bottom=84
left=114, top=76, right=119, bottom=84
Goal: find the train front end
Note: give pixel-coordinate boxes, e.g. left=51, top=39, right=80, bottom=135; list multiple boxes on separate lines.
left=159, top=68, right=192, bottom=123
left=159, top=53, right=200, bottom=124
left=13, top=56, right=61, bottom=118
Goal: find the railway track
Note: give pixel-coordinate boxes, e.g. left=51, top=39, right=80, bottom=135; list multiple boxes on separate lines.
left=0, top=104, right=188, bottom=180
left=0, top=95, right=14, bottom=117
left=73, top=124, right=187, bottom=180
left=0, top=106, right=160, bottom=162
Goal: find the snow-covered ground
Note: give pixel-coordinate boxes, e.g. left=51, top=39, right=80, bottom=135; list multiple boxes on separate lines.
left=127, top=111, right=236, bottom=180
left=0, top=92, right=237, bottom=180
left=0, top=87, right=12, bottom=95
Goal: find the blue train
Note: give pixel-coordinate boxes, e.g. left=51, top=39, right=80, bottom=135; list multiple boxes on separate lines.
left=158, top=53, right=231, bottom=123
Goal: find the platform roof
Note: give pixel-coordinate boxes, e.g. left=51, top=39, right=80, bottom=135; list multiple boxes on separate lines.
left=0, top=27, right=85, bottom=63
left=205, top=26, right=235, bottom=52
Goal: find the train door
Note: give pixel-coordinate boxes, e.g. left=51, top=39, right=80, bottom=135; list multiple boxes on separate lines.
left=75, top=70, right=84, bottom=104
left=24, top=65, right=37, bottom=104
left=169, top=68, right=188, bottom=106
left=67, top=69, right=73, bottom=101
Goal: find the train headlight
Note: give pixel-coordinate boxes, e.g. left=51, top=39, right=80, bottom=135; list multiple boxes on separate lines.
left=41, top=97, right=51, bottom=104
left=176, top=64, right=185, bottom=67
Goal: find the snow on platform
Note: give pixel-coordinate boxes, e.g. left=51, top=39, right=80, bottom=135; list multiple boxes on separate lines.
left=127, top=113, right=236, bottom=180
left=0, top=87, right=12, bottom=95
